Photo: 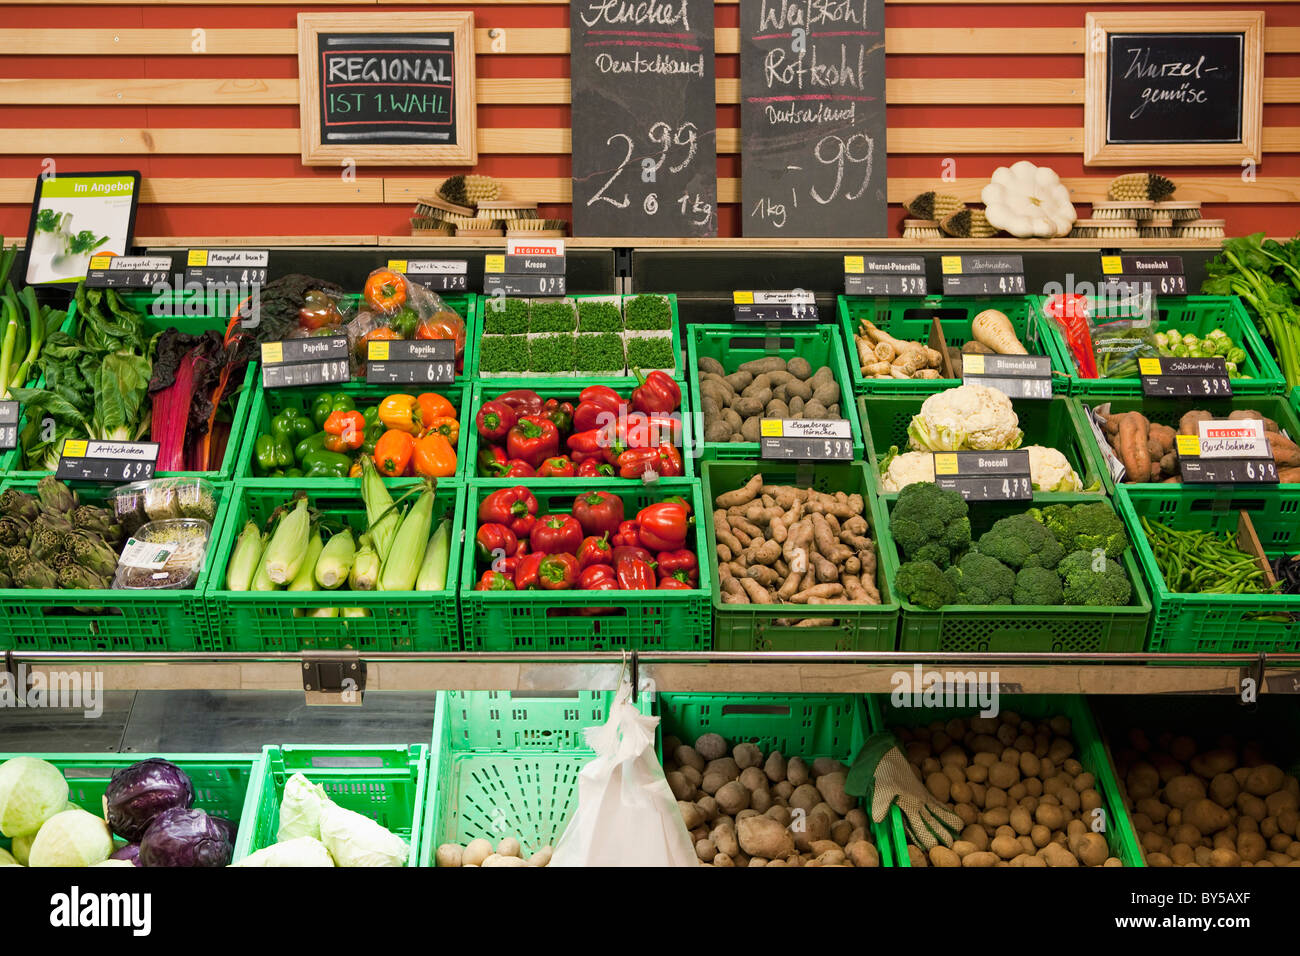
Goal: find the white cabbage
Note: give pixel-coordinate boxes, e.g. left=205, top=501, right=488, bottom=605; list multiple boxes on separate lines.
left=11, top=831, right=35, bottom=865
left=318, top=801, right=408, bottom=867
left=231, top=836, right=335, bottom=868
left=0, top=757, right=70, bottom=837
left=276, top=773, right=329, bottom=842
left=0, top=847, right=18, bottom=866
left=28, top=809, right=113, bottom=867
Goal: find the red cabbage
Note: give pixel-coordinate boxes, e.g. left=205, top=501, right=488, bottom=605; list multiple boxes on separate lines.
left=139, top=808, right=233, bottom=868
left=110, top=843, right=141, bottom=866
left=104, top=758, right=195, bottom=843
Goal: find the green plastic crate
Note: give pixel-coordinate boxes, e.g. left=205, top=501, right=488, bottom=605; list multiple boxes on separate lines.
left=231, top=744, right=428, bottom=867
left=872, top=694, right=1145, bottom=867
left=1116, top=484, right=1300, bottom=654
left=205, top=478, right=464, bottom=651
left=466, top=381, right=695, bottom=483
left=657, top=692, right=902, bottom=866
left=1075, top=394, right=1300, bottom=495
left=235, top=380, right=470, bottom=483
left=857, top=393, right=1109, bottom=501
left=420, top=689, right=653, bottom=865
left=838, top=295, right=1063, bottom=395
left=700, top=460, right=899, bottom=651
left=687, top=323, right=863, bottom=461
left=1035, top=294, right=1286, bottom=397
left=882, top=493, right=1153, bottom=653
left=0, top=478, right=233, bottom=653
left=470, top=293, right=682, bottom=383
left=460, top=480, right=710, bottom=651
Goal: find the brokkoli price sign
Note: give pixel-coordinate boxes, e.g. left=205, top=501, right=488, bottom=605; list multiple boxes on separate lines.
left=933, top=449, right=1032, bottom=501
left=1176, top=419, right=1278, bottom=484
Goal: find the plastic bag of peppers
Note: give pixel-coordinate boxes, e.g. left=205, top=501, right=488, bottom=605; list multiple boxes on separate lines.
left=473, top=374, right=685, bottom=479
left=251, top=390, right=460, bottom=479
left=472, top=487, right=698, bottom=610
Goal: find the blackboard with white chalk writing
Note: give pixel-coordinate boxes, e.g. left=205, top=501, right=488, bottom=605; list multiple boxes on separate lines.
left=570, top=0, right=718, bottom=236
left=739, top=0, right=887, bottom=237
left=1106, top=32, right=1244, bottom=144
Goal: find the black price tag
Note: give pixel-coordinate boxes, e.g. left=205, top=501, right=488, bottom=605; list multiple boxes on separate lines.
left=483, top=274, right=566, bottom=297
left=184, top=249, right=268, bottom=287
left=388, top=258, right=468, bottom=292
left=844, top=254, right=928, bottom=296
left=366, top=339, right=455, bottom=385
left=56, top=439, right=159, bottom=483
left=933, top=450, right=1032, bottom=501
left=1176, top=421, right=1278, bottom=484
left=759, top=419, right=853, bottom=461
left=1101, top=254, right=1185, bottom=278
left=261, top=337, right=351, bottom=389
left=962, top=354, right=1053, bottom=400
left=0, top=401, right=18, bottom=451
left=1101, top=275, right=1187, bottom=297
left=732, top=291, right=818, bottom=324
left=84, top=255, right=172, bottom=289
left=943, top=273, right=1027, bottom=296
left=1139, top=356, right=1233, bottom=397
left=941, top=254, right=1025, bottom=297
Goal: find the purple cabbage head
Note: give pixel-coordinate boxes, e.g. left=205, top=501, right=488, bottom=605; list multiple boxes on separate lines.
left=110, top=843, right=141, bottom=866
left=139, top=808, right=233, bottom=868
left=210, top=816, right=237, bottom=846
left=104, top=759, right=195, bottom=843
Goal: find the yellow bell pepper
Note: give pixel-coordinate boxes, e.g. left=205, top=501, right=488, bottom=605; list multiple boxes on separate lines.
left=377, top=394, right=419, bottom=434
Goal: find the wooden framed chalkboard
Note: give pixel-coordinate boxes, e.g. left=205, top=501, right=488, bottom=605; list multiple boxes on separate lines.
left=297, top=12, right=477, bottom=166
left=1084, top=12, right=1263, bottom=166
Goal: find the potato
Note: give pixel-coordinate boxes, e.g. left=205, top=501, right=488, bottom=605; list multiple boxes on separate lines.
left=674, top=745, right=706, bottom=773
left=1076, top=833, right=1109, bottom=867
left=1211, top=847, right=1242, bottom=867
left=462, top=838, right=493, bottom=867
left=990, top=835, right=1020, bottom=860
left=1035, top=804, right=1065, bottom=831
left=764, top=751, right=787, bottom=783
left=987, top=762, right=1019, bottom=790
left=765, top=805, right=791, bottom=827
left=738, top=766, right=768, bottom=792
left=961, top=851, right=999, bottom=868
left=716, top=781, right=751, bottom=816
left=1127, top=763, right=1160, bottom=800
left=1209, top=772, right=1239, bottom=808
left=1165, top=775, right=1207, bottom=809
left=1185, top=798, right=1231, bottom=835
left=1190, top=749, right=1236, bottom=779
left=666, top=771, right=693, bottom=801
left=678, top=801, right=706, bottom=830
left=1040, top=842, right=1080, bottom=867
left=787, top=757, right=810, bottom=786
left=750, top=789, right=773, bottom=814
left=695, top=733, right=727, bottom=761
left=737, top=814, right=795, bottom=859
left=960, top=825, right=989, bottom=851
left=846, top=840, right=879, bottom=868
left=497, top=837, right=521, bottom=858
left=1237, top=831, right=1267, bottom=863
left=710, top=821, right=739, bottom=858
left=952, top=840, right=979, bottom=859
left=713, top=852, right=734, bottom=867
left=1009, top=807, right=1033, bottom=836
left=790, top=783, right=820, bottom=813
left=816, top=772, right=855, bottom=815
left=529, top=845, right=553, bottom=867
left=435, top=844, right=463, bottom=867
left=701, top=771, right=730, bottom=796
left=926, top=772, right=952, bottom=803
left=733, top=742, right=763, bottom=770
left=929, top=846, right=961, bottom=867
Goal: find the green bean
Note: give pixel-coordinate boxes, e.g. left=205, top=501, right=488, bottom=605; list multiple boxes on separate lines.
left=1141, top=516, right=1270, bottom=595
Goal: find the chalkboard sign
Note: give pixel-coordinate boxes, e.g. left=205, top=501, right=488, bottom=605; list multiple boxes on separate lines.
left=570, top=0, right=717, bottom=236
left=1084, top=13, right=1263, bottom=165
left=298, top=13, right=477, bottom=166
left=739, top=0, right=886, bottom=237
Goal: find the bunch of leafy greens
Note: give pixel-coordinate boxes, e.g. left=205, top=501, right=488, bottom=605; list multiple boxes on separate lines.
left=12, top=285, right=153, bottom=470
left=0, top=240, right=67, bottom=400
left=1202, top=232, right=1300, bottom=388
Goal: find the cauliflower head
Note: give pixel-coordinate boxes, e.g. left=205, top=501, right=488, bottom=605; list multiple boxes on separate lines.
left=1025, top=445, right=1084, bottom=493
left=907, top=383, right=1023, bottom=452
left=880, top=450, right=936, bottom=492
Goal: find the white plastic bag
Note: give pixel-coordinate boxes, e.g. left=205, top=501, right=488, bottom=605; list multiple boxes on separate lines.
left=549, top=682, right=698, bottom=867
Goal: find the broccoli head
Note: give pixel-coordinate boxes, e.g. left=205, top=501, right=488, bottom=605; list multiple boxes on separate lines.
left=975, top=513, right=1066, bottom=570
left=1030, top=502, right=1128, bottom=559
left=1013, top=566, right=1064, bottom=606
left=890, top=482, right=970, bottom=569
left=1058, top=549, right=1132, bottom=606
left=944, top=550, right=1015, bottom=605
left=896, top=559, right=957, bottom=609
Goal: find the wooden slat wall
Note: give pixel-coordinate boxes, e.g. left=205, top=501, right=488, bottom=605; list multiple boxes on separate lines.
left=0, top=1, right=1296, bottom=240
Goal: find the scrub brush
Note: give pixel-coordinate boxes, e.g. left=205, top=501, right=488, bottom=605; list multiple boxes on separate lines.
left=1107, top=173, right=1176, bottom=203
left=940, top=207, right=997, bottom=238
left=438, top=174, right=502, bottom=207
left=901, top=219, right=942, bottom=240
left=904, top=192, right=964, bottom=222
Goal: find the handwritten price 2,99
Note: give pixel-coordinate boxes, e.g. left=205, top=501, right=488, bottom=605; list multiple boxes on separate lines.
left=588, top=121, right=712, bottom=226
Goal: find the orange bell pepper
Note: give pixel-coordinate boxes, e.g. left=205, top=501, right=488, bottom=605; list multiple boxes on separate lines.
left=417, top=392, right=456, bottom=422
left=422, top=416, right=459, bottom=444
left=349, top=461, right=363, bottom=478
left=323, top=409, right=366, bottom=452
left=413, top=433, right=457, bottom=478
left=364, top=268, right=407, bottom=313
left=374, top=429, right=416, bottom=477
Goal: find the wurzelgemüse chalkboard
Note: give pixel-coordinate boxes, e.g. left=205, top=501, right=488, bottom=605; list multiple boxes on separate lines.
left=739, top=0, right=887, bottom=237
left=570, top=0, right=718, bottom=236
left=298, top=12, right=477, bottom=166
left=1084, top=12, right=1263, bottom=166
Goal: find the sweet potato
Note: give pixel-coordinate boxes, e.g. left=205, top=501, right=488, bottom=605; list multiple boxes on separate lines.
left=1117, top=412, right=1152, bottom=483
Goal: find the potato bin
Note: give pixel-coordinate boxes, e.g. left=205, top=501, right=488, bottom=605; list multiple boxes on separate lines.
left=701, top=460, right=899, bottom=652
left=838, top=295, right=1061, bottom=395
left=687, top=324, right=862, bottom=461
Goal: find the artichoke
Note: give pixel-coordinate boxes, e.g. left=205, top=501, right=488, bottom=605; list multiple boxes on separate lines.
left=72, top=505, right=117, bottom=537
left=0, top=569, right=11, bottom=589
left=67, top=531, right=120, bottom=578
left=52, top=551, right=76, bottom=570
left=0, top=514, right=31, bottom=547
left=1, top=545, right=30, bottom=570
left=33, top=510, right=72, bottom=535
left=57, top=565, right=108, bottom=590
left=29, top=527, right=65, bottom=563
left=15, top=560, right=58, bottom=589
left=36, top=476, right=77, bottom=515
left=0, top=488, right=40, bottom=522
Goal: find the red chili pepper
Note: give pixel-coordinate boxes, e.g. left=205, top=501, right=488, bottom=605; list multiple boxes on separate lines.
left=475, top=400, right=517, bottom=443
left=514, top=552, right=545, bottom=590
left=612, top=521, right=643, bottom=549
left=576, top=533, right=613, bottom=571
left=615, top=443, right=685, bottom=479
left=475, top=524, right=519, bottom=565
left=612, top=545, right=654, bottom=567
left=657, top=575, right=694, bottom=590
left=495, top=389, right=544, bottom=417
left=573, top=386, right=626, bottom=432
left=538, top=455, right=576, bottom=478
left=615, top=555, right=656, bottom=590
left=538, top=552, right=579, bottom=590
left=637, top=499, right=691, bottom=551
left=478, top=486, right=538, bottom=527
left=657, top=549, right=697, bottom=578
left=475, top=570, right=516, bottom=591
left=530, top=514, right=584, bottom=555
left=631, top=368, right=682, bottom=414
left=571, top=491, right=625, bottom=537
left=541, top=398, right=574, bottom=434
left=476, top=444, right=509, bottom=478
left=507, top=415, right=560, bottom=469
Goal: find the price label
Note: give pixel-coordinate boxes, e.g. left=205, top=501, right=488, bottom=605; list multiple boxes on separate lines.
left=261, top=336, right=351, bottom=389
left=844, top=254, right=928, bottom=297
left=366, top=339, right=455, bottom=385
left=85, top=255, right=172, bottom=289
left=943, top=273, right=1027, bottom=296
left=940, top=254, right=1025, bottom=297
left=1176, top=421, right=1279, bottom=484
left=0, top=401, right=18, bottom=451
left=1100, top=274, right=1188, bottom=297
left=933, top=449, right=1033, bottom=501
left=962, top=354, right=1053, bottom=400
left=56, top=439, right=159, bottom=483
left=483, top=273, right=566, bottom=297
left=1139, top=356, right=1233, bottom=397
left=388, top=259, right=468, bottom=292
left=1101, top=254, right=1184, bottom=277
left=732, top=290, right=818, bottom=324
left=185, top=249, right=269, bottom=288
left=759, top=419, right=853, bottom=461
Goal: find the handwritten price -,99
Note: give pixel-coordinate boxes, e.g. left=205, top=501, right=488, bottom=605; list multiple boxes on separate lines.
left=750, top=131, right=875, bottom=229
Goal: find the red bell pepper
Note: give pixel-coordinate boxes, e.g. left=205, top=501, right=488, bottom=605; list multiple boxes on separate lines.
left=601, top=412, right=682, bottom=453
left=615, top=443, right=684, bottom=479
left=477, top=444, right=509, bottom=477
left=615, top=554, right=656, bottom=590
left=637, top=499, right=691, bottom=551
left=500, top=459, right=536, bottom=478
left=566, top=428, right=616, bottom=465
left=579, top=564, right=617, bottom=589
left=538, top=455, right=576, bottom=478
left=612, top=521, right=644, bottom=549
left=538, top=552, right=579, bottom=590
left=658, top=575, right=694, bottom=590
left=475, top=570, right=516, bottom=591
left=507, top=415, right=560, bottom=469
left=631, top=368, right=681, bottom=414
left=612, top=544, right=654, bottom=567
left=475, top=523, right=518, bottom=564
left=576, top=457, right=615, bottom=478
left=576, top=534, right=613, bottom=571
left=510, top=513, right=537, bottom=538
left=497, top=554, right=521, bottom=577
left=572, top=491, right=625, bottom=537
left=495, top=389, right=544, bottom=417
left=542, top=398, right=574, bottom=434
left=478, top=486, right=538, bottom=527
left=530, top=514, right=584, bottom=555
left=514, top=551, right=545, bottom=590
left=475, top=400, right=517, bottom=443
left=573, top=386, right=626, bottom=432
left=657, top=549, right=697, bottom=578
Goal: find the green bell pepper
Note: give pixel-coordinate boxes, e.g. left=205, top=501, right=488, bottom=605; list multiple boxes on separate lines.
left=272, top=407, right=315, bottom=444
left=360, top=421, right=385, bottom=456
left=301, top=449, right=352, bottom=478
left=254, top=434, right=278, bottom=472
left=285, top=467, right=304, bottom=478
left=390, top=307, right=419, bottom=339
left=295, top=431, right=329, bottom=463
left=311, top=392, right=356, bottom=430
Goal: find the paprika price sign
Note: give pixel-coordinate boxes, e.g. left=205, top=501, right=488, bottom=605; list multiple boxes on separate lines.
left=386, top=259, right=467, bottom=292
left=933, top=450, right=1032, bottom=501
left=261, top=337, right=351, bottom=389
left=1176, top=420, right=1278, bottom=484
left=366, top=339, right=455, bottom=385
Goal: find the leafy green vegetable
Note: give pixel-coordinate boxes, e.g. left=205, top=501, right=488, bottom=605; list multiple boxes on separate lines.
left=625, top=335, right=674, bottom=371
left=34, top=210, right=60, bottom=233
left=1202, top=232, right=1300, bottom=388
left=67, top=230, right=108, bottom=256
left=482, top=297, right=528, bottom=334
left=528, top=299, right=577, bottom=333
left=528, top=334, right=576, bottom=373
left=478, top=334, right=527, bottom=373
left=623, top=294, right=672, bottom=330
left=577, top=300, right=622, bottom=332
left=574, top=332, right=624, bottom=373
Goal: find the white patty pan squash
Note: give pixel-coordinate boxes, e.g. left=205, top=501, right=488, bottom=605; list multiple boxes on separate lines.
left=981, top=161, right=1076, bottom=238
